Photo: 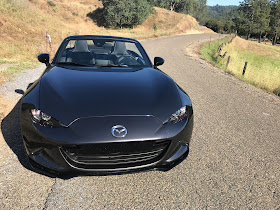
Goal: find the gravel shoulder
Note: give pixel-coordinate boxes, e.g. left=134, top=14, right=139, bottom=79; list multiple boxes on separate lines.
left=1, top=34, right=280, bottom=209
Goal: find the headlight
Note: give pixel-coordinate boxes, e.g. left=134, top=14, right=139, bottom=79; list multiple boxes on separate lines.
left=31, top=109, right=64, bottom=127
left=165, top=106, right=188, bottom=124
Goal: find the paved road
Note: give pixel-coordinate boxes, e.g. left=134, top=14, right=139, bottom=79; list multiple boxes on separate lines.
left=1, top=33, right=280, bottom=209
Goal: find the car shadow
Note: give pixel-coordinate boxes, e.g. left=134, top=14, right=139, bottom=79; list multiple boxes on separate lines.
left=1, top=98, right=33, bottom=169
left=0, top=94, right=76, bottom=179
left=1, top=83, right=64, bottom=178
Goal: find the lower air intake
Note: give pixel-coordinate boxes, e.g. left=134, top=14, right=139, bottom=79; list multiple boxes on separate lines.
left=61, top=140, right=170, bottom=169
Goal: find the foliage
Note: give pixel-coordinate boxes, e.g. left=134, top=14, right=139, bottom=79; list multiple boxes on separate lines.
left=207, top=5, right=238, bottom=16
left=101, top=0, right=151, bottom=28
left=153, top=0, right=207, bottom=22
left=204, top=5, right=239, bottom=33
left=270, top=0, right=280, bottom=35
left=203, top=1, right=279, bottom=43
left=153, top=22, right=158, bottom=31
left=237, top=0, right=270, bottom=38
left=47, top=0, right=56, bottom=7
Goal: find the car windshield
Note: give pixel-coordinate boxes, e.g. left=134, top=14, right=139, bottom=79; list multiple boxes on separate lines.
left=55, top=38, right=151, bottom=67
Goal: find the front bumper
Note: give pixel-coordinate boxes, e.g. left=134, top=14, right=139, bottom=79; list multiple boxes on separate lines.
left=21, top=113, right=193, bottom=176
left=26, top=142, right=190, bottom=177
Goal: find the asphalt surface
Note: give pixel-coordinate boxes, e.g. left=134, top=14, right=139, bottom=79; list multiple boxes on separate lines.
left=0, top=33, right=280, bottom=209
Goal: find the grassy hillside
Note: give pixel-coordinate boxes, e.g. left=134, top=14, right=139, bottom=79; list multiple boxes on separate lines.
left=0, top=0, right=209, bottom=78
left=200, top=36, right=280, bottom=96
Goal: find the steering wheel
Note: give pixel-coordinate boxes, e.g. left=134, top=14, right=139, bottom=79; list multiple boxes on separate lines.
left=117, top=54, right=142, bottom=65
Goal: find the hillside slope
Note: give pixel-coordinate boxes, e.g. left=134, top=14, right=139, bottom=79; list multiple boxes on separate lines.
left=0, top=0, right=211, bottom=66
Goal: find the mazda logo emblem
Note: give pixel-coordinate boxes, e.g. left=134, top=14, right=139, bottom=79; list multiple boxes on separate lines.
left=111, top=125, right=127, bottom=138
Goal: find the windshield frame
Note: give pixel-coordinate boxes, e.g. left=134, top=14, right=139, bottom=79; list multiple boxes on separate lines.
left=52, top=36, right=153, bottom=68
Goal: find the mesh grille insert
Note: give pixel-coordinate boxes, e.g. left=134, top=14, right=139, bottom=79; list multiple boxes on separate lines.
left=61, top=140, right=170, bottom=169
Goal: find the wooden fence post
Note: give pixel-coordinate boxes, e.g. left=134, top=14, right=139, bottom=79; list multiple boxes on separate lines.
left=221, top=51, right=227, bottom=58
left=217, top=45, right=222, bottom=54
left=242, top=62, right=248, bottom=76
left=226, top=56, right=230, bottom=70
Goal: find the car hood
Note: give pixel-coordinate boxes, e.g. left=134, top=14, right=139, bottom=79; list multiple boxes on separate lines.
left=39, top=66, right=182, bottom=125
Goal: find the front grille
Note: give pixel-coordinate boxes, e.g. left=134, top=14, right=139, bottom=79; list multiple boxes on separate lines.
left=60, top=140, right=170, bottom=169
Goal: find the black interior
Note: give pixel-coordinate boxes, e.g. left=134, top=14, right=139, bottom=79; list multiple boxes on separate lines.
left=58, top=39, right=145, bottom=66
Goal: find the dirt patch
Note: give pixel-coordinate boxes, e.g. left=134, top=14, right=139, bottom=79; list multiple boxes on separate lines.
left=0, top=73, right=10, bottom=86
left=186, top=41, right=203, bottom=58
left=201, top=27, right=215, bottom=34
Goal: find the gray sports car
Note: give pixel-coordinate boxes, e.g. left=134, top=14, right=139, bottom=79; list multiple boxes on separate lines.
left=20, top=35, right=194, bottom=176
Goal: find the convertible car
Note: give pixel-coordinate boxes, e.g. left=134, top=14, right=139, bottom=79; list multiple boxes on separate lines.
left=20, top=35, right=193, bottom=175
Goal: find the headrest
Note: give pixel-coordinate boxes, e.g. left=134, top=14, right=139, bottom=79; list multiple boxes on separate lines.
left=113, top=42, right=127, bottom=55
left=72, top=40, right=90, bottom=52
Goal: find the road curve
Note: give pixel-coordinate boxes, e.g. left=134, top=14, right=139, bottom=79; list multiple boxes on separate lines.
left=0, top=33, right=280, bottom=209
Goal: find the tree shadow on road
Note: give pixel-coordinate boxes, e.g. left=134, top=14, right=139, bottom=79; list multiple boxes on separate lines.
left=86, top=8, right=106, bottom=27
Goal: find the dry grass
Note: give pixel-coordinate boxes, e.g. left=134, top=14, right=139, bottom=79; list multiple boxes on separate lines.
left=0, top=0, right=104, bottom=63
left=0, top=0, right=204, bottom=65
left=231, top=37, right=280, bottom=59
left=200, top=36, right=280, bottom=95
left=135, top=7, right=203, bottom=36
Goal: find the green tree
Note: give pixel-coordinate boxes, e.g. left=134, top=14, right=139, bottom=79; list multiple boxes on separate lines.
left=270, top=0, right=280, bottom=44
left=177, top=0, right=200, bottom=16
left=253, top=0, right=271, bottom=42
left=195, top=0, right=208, bottom=23
left=154, top=0, right=207, bottom=20
left=238, top=0, right=255, bottom=39
left=156, top=0, right=180, bottom=11
left=205, top=5, right=238, bottom=33
left=101, top=0, right=151, bottom=28
left=237, top=0, right=270, bottom=39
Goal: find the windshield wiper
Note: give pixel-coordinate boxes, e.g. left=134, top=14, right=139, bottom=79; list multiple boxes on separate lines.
left=95, top=64, right=129, bottom=67
left=56, top=62, right=91, bottom=67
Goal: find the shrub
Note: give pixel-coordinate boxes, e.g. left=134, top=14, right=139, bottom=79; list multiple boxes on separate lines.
left=153, top=22, right=158, bottom=32
left=47, top=0, right=56, bottom=7
left=101, top=0, right=151, bottom=28
left=273, top=86, right=280, bottom=97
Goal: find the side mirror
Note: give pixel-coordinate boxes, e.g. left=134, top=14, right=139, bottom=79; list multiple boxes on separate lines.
left=154, top=57, right=164, bottom=67
left=38, top=53, right=50, bottom=66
